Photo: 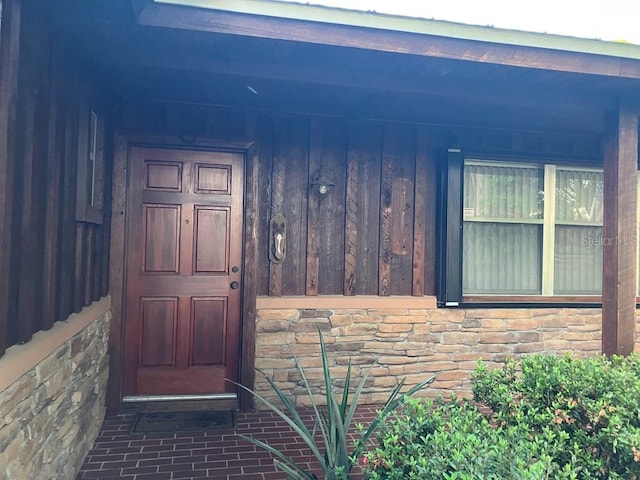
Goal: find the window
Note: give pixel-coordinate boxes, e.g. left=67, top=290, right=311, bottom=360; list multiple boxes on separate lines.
left=75, top=100, right=105, bottom=224
left=443, top=156, right=604, bottom=300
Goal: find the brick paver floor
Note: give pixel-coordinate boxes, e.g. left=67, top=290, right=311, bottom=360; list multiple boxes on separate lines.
left=76, top=406, right=379, bottom=480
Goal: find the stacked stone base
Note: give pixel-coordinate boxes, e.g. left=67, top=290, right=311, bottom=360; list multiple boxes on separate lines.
left=255, top=305, right=602, bottom=407
left=0, top=300, right=110, bottom=480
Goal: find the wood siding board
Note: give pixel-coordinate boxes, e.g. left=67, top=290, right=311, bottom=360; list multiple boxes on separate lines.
left=413, top=130, right=428, bottom=296
left=274, top=116, right=309, bottom=295
left=18, top=6, right=51, bottom=337
left=84, top=225, right=95, bottom=306
left=306, top=119, right=321, bottom=296
left=74, top=222, right=86, bottom=312
left=256, top=115, right=272, bottom=296
left=318, top=120, right=347, bottom=295
left=268, top=118, right=284, bottom=296
left=344, top=125, right=358, bottom=295
left=57, top=68, right=79, bottom=321
left=352, top=123, right=382, bottom=295
left=14, top=27, right=38, bottom=342
left=42, top=43, right=62, bottom=330
left=388, top=126, right=416, bottom=296
left=423, top=139, right=440, bottom=296
left=602, top=105, right=638, bottom=356
left=379, top=127, right=393, bottom=296
left=0, top=0, right=21, bottom=354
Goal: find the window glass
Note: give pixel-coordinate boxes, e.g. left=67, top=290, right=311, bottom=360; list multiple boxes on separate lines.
left=462, top=161, right=603, bottom=296
left=463, top=163, right=544, bottom=294
left=554, top=169, right=603, bottom=295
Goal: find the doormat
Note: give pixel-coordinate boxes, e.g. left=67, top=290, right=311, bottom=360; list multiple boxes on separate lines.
left=131, top=410, right=235, bottom=434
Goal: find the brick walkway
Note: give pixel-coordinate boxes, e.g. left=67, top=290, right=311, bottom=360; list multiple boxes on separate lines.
left=76, top=406, right=378, bottom=480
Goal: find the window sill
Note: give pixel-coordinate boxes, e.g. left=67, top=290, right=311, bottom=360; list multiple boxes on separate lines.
left=460, top=295, right=602, bottom=308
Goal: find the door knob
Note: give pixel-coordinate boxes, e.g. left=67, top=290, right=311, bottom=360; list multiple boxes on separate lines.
left=230, top=281, right=239, bottom=289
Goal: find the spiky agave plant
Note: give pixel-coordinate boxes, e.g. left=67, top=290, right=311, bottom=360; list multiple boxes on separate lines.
left=232, top=329, right=435, bottom=480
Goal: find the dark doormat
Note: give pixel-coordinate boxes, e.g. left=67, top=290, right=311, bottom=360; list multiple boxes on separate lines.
left=131, top=410, right=235, bottom=433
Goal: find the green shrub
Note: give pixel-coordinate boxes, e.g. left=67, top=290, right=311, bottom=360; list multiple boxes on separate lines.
left=363, top=396, right=577, bottom=479
left=472, top=354, right=640, bottom=479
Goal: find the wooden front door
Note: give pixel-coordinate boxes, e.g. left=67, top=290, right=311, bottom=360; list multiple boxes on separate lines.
left=123, top=146, right=244, bottom=398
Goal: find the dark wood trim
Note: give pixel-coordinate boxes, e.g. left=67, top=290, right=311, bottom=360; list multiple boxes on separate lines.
left=240, top=115, right=259, bottom=410
left=440, top=148, right=464, bottom=305
left=136, top=2, right=640, bottom=80
left=106, top=131, right=258, bottom=412
left=0, top=0, right=21, bottom=355
left=463, top=296, right=602, bottom=304
left=106, top=131, right=128, bottom=413
left=602, top=104, right=638, bottom=356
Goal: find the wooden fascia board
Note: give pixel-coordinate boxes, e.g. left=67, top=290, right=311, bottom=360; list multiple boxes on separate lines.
left=135, top=1, right=640, bottom=80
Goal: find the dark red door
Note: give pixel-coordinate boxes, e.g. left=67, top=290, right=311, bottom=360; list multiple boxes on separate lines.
left=123, top=146, right=243, bottom=397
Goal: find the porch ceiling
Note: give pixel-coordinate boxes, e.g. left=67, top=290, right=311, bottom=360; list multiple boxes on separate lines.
left=50, top=0, right=637, bottom=134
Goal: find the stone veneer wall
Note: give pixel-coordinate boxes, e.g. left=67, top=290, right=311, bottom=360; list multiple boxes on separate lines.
left=255, top=305, right=603, bottom=407
left=0, top=298, right=110, bottom=480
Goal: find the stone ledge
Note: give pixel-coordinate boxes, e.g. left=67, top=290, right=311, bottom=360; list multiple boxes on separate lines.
left=256, top=295, right=437, bottom=309
left=0, top=296, right=111, bottom=392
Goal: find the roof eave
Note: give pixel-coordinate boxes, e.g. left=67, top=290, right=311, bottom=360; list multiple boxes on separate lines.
left=136, top=0, right=640, bottom=80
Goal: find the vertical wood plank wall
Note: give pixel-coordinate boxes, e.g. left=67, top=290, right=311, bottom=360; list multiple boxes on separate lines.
left=121, top=102, right=438, bottom=298
left=264, top=117, right=434, bottom=297
left=120, top=100, right=607, bottom=302
left=0, top=0, right=112, bottom=355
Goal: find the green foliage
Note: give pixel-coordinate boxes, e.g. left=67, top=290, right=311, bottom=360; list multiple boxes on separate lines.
left=233, top=329, right=434, bottom=480
left=366, top=354, right=640, bottom=480
left=363, top=396, right=577, bottom=480
left=472, top=354, right=640, bottom=479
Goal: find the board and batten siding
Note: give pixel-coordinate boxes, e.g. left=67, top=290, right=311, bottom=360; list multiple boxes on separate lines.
left=120, top=102, right=440, bottom=298
left=0, top=0, right=112, bottom=356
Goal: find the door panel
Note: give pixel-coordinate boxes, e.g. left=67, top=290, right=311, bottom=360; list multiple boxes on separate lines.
left=140, top=297, right=178, bottom=367
left=194, top=207, right=230, bottom=274
left=124, top=146, right=244, bottom=397
left=142, top=204, right=181, bottom=274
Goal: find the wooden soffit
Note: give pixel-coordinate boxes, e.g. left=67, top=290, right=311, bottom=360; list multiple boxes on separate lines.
left=133, top=0, right=640, bottom=80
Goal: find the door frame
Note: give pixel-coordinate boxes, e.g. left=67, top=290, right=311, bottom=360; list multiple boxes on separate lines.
left=107, top=130, right=259, bottom=412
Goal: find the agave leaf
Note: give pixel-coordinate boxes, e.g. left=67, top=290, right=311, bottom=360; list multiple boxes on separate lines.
left=256, top=371, right=317, bottom=442
left=274, top=459, right=319, bottom=480
left=327, top=387, right=350, bottom=471
left=290, top=344, right=331, bottom=468
left=343, top=363, right=374, bottom=434
left=237, top=434, right=316, bottom=480
left=340, top=358, right=352, bottom=421
left=232, top=380, right=326, bottom=465
left=319, top=330, right=337, bottom=468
